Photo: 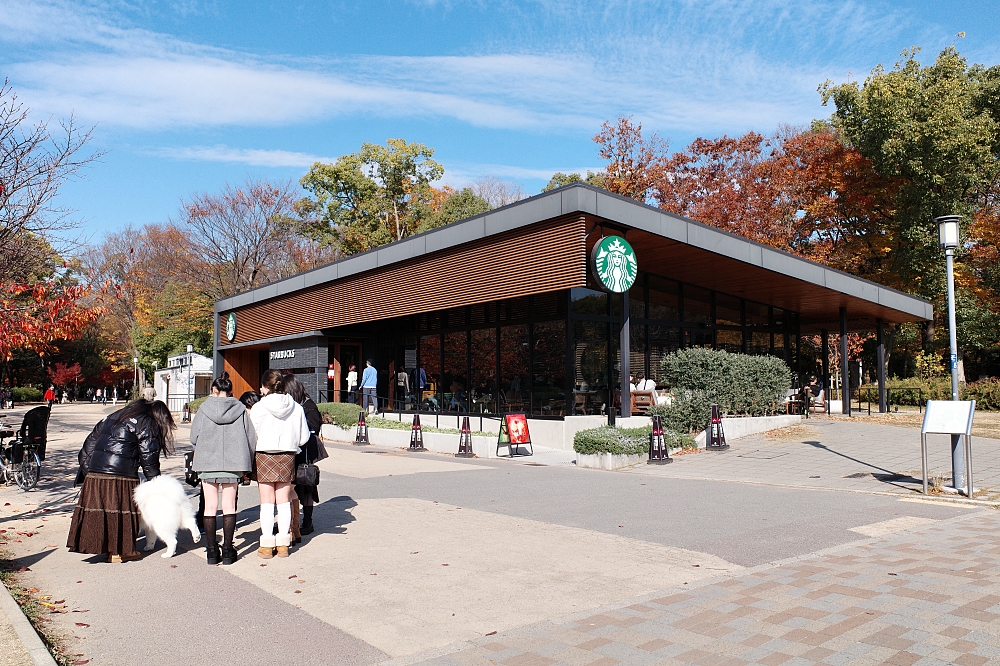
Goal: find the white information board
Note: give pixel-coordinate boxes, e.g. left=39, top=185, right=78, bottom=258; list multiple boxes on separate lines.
left=921, top=400, right=975, bottom=435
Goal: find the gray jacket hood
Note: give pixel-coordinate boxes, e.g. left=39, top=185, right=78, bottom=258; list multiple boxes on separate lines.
left=197, top=396, right=246, bottom=425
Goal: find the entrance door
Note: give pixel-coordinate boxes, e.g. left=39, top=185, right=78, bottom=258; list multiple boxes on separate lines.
left=329, top=343, right=362, bottom=403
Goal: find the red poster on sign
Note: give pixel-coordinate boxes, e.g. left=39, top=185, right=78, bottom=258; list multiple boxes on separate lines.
left=505, top=413, right=530, bottom=445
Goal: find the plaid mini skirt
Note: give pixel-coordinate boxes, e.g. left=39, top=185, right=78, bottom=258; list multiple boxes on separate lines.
left=253, top=452, right=295, bottom=483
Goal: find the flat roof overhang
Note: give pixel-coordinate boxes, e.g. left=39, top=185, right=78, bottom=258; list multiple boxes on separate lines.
left=215, top=184, right=931, bottom=336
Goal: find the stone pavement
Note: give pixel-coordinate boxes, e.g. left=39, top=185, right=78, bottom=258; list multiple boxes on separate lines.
left=0, top=403, right=995, bottom=665
left=624, top=418, right=1000, bottom=500
left=416, top=509, right=1000, bottom=666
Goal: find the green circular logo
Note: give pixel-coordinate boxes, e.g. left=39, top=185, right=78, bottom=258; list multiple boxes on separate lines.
left=225, top=313, right=237, bottom=341
left=591, top=236, right=637, bottom=293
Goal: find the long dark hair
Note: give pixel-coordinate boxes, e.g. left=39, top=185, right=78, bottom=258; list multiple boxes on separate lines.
left=110, top=399, right=176, bottom=456
left=282, top=375, right=310, bottom=405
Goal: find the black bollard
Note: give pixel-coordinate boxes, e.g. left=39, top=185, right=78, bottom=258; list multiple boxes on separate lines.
left=456, top=416, right=475, bottom=458
left=354, top=411, right=370, bottom=446
left=706, top=403, right=729, bottom=450
left=408, top=413, right=426, bottom=452
left=648, top=414, right=672, bottom=464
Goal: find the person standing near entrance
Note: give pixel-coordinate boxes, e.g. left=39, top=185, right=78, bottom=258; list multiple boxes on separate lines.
left=360, top=359, right=378, bottom=413
left=346, top=364, right=358, bottom=404
left=396, top=366, right=410, bottom=409
left=250, top=370, right=310, bottom=559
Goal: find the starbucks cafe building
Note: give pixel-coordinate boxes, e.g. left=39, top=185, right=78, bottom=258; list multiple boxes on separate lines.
left=213, top=183, right=932, bottom=423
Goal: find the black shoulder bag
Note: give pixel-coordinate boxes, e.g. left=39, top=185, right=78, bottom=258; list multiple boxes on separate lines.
left=294, top=436, right=320, bottom=487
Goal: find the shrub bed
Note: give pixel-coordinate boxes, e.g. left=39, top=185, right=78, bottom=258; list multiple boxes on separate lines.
left=573, top=426, right=695, bottom=455
left=646, top=348, right=791, bottom=432
left=10, top=387, right=43, bottom=402
left=317, top=402, right=366, bottom=427
left=188, top=396, right=208, bottom=413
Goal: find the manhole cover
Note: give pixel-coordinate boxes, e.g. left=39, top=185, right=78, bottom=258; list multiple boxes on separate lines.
left=737, top=450, right=788, bottom=460
left=843, top=472, right=870, bottom=479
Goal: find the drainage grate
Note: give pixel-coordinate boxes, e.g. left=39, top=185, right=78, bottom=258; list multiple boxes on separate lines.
left=843, top=472, right=871, bottom=479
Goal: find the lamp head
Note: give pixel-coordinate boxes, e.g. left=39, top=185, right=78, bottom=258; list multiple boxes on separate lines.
left=186, top=344, right=194, bottom=353
left=935, top=215, right=961, bottom=250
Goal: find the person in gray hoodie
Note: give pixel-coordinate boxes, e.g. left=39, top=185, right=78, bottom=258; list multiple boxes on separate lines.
left=190, top=373, right=256, bottom=565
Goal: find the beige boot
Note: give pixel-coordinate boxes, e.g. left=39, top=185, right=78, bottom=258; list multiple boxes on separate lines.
left=275, top=534, right=291, bottom=558
left=258, top=535, right=276, bottom=559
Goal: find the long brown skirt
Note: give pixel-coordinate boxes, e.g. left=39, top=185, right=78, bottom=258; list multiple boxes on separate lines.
left=66, top=473, right=141, bottom=557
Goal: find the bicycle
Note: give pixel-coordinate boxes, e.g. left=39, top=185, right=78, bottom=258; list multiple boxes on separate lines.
left=0, top=406, right=49, bottom=491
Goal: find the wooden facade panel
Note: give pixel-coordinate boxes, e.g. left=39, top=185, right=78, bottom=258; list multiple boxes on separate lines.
left=222, top=216, right=587, bottom=345
left=223, top=349, right=260, bottom=399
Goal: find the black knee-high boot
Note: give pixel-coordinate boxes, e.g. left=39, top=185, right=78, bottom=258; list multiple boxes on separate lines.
left=203, top=516, right=220, bottom=564
left=302, top=505, right=314, bottom=534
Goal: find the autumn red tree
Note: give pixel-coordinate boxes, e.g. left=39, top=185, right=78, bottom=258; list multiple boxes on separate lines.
left=593, top=116, right=669, bottom=202
left=46, top=361, right=81, bottom=388
left=0, top=281, right=105, bottom=362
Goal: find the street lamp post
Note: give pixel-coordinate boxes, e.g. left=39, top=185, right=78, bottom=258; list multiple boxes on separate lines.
left=186, top=343, right=194, bottom=408
left=133, top=356, right=138, bottom=397
left=936, top=214, right=964, bottom=491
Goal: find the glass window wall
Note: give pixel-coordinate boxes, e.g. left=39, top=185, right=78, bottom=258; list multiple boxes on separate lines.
left=531, top=320, right=566, bottom=416
left=470, top=328, right=497, bottom=414
left=573, top=320, right=609, bottom=415
left=418, top=334, right=441, bottom=410
left=443, top=331, right=468, bottom=412
left=500, top=325, right=529, bottom=413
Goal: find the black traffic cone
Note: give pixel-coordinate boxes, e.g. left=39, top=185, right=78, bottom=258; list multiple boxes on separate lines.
left=456, top=416, right=474, bottom=458
left=408, top=413, right=426, bottom=452
left=648, top=414, right=672, bottom=464
left=354, top=411, right=370, bottom=446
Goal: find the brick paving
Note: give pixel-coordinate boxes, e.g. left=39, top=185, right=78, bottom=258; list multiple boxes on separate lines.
left=622, top=419, right=1000, bottom=499
left=415, top=510, right=1000, bottom=665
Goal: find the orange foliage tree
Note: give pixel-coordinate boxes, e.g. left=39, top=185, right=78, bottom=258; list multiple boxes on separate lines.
left=0, top=282, right=105, bottom=362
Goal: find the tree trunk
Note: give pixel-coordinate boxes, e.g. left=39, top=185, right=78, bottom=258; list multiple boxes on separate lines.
left=922, top=320, right=935, bottom=351
left=393, top=201, right=402, bottom=240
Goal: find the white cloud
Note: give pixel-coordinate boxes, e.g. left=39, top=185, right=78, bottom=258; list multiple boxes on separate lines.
left=0, top=0, right=912, bottom=135
left=157, top=145, right=334, bottom=168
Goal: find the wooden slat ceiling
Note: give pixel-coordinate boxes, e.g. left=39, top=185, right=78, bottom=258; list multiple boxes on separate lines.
left=594, top=223, right=925, bottom=332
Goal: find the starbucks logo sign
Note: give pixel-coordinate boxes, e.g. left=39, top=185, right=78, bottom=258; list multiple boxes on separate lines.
left=591, top=236, right=637, bottom=293
left=225, top=313, right=237, bottom=342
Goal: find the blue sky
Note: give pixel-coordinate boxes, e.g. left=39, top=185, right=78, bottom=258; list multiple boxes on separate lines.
left=2, top=0, right=996, bottom=244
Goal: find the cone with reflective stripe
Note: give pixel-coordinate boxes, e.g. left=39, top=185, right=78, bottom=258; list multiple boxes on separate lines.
left=456, top=416, right=474, bottom=458
left=706, top=403, right=729, bottom=450
left=408, top=413, right=426, bottom=451
left=354, top=411, right=370, bottom=446
left=648, top=414, right=672, bottom=464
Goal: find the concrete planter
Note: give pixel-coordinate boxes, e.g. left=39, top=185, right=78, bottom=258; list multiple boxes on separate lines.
left=321, top=423, right=495, bottom=458
left=693, top=414, right=801, bottom=447
left=575, top=452, right=646, bottom=470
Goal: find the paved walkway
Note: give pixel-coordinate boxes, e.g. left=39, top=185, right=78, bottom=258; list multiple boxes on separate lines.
left=624, top=418, right=1000, bottom=499
left=0, top=403, right=996, bottom=665
left=416, top=509, right=1000, bottom=666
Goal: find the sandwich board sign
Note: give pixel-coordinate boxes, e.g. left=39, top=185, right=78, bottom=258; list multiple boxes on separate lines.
left=920, top=400, right=976, bottom=497
left=497, top=413, right=532, bottom=457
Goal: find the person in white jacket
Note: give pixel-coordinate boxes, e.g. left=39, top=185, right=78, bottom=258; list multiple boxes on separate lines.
left=250, top=369, right=311, bottom=558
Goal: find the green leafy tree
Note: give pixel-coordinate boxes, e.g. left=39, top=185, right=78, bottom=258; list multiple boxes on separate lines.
left=416, top=187, right=491, bottom=233
left=542, top=171, right=605, bottom=192
left=821, top=46, right=1000, bottom=377
left=300, top=139, right=444, bottom=254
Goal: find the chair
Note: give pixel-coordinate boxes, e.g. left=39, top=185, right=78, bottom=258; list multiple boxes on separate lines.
left=630, top=391, right=656, bottom=415
left=574, top=392, right=590, bottom=415
left=809, top=389, right=827, bottom=413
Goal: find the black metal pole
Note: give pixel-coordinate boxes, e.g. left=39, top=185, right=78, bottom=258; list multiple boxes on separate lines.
left=840, top=307, right=850, bottom=416
left=876, top=318, right=887, bottom=413
left=821, top=329, right=829, bottom=413
left=620, top=290, right=630, bottom=421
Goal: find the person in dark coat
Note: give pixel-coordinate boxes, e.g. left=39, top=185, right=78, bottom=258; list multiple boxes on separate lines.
left=68, top=400, right=176, bottom=562
left=282, top=376, right=327, bottom=541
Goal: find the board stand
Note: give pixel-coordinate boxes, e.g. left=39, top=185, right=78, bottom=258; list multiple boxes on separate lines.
left=921, top=400, right=976, bottom=497
left=497, top=413, right=533, bottom=458
left=408, top=414, right=426, bottom=452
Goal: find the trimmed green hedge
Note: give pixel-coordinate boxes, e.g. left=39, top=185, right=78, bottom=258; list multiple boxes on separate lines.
left=188, top=396, right=208, bottom=413
left=573, top=425, right=695, bottom=455
left=965, top=379, right=1000, bottom=411
left=11, top=387, right=43, bottom=402
left=317, top=402, right=367, bottom=427
left=647, top=348, right=790, bottom=433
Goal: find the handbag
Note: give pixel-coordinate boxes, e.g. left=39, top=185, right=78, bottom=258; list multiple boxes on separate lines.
left=294, top=436, right=320, bottom=486
left=183, top=451, right=200, bottom=487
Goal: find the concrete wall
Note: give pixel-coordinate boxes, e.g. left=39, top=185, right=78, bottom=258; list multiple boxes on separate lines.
left=267, top=335, right=328, bottom=402
left=693, top=414, right=802, bottom=447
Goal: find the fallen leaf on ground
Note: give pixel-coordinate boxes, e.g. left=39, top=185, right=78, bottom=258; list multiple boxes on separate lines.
left=74, top=622, right=89, bottom=627
left=486, top=631, right=497, bottom=636
left=47, top=544, right=57, bottom=548
left=27, top=588, right=38, bottom=593
left=294, top=590, right=301, bottom=594
left=75, top=580, right=82, bottom=583
left=297, top=580, right=305, bottom=583
left=170, top=565, right=177, bottom=569
left=288, top=575, right=297, bottom=579
left=71, top=660, right=89, bottom=664
left=71, top=610, right=88, bottom=613
left=53, top=599, right=64, bottom=604
left=17, top=567, right=30, bottom=572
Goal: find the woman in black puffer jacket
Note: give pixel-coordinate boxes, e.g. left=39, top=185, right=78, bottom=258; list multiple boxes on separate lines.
left=68, top=400, right=176, bottom=562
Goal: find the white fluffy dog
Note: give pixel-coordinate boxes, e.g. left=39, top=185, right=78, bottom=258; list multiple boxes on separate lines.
left=133, top=475, right=201, bottom=558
